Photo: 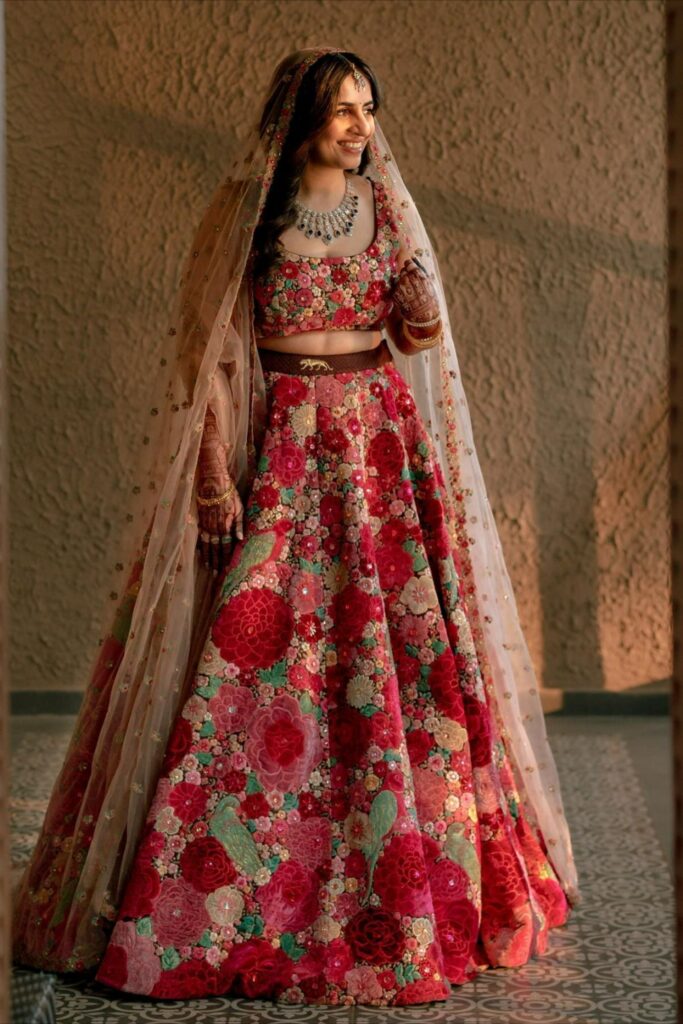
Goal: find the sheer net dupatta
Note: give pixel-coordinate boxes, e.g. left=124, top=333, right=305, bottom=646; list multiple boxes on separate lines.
left=368, top=123, right=580, bottom=906
left=10, top=51, right=320, bottom=972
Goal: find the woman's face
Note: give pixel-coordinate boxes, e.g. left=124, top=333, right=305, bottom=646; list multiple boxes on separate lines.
left=308, top=72, right=376, bottom=170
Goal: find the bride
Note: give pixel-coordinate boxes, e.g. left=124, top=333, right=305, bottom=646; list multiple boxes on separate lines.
left=12, top=46, right=579, bottom=1007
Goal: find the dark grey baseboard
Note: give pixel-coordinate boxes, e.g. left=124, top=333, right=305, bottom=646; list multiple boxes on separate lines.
left=10, top=683, right=672, bottom=717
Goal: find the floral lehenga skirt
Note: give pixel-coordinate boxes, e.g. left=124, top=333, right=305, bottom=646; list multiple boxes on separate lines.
left=70, top=341, right=568, bottom=1006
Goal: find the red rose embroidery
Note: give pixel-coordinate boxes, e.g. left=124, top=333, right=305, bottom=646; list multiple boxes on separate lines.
left=332, top=306, right=358, bottom=328
left=344, top=907, right=406, bottom=965
left=168, top=782, right=208, bottom=824
left=254, top=482, right=279, bottom=509
left=152, top=959, right=223, bottom=999
left=320, top=494, right=343, bottom=525
left=373, top=832, right=431, bottom=916
left=269, top=439, right=306, bottom=487
left=329, top=583, right=380, bottom=644
left=367, top=430, right=405, bottom=485
left=220, top=937, right=292, bottom=999
left=428, top=650, right=465, bottom=718
left=272, top=375, right=308, bottom=408
left=376, top=542, right=414, bottom=590
left=161, top=716, right=194, bottom=772
left=211, top=588, right=293, bottom=671
left=120, top=863, right=161, bottom=918
left=435, top=899, right=480, bottom=982
left=245, top=692, right=322, bottom=791
left=179, top=836, right=236, bottom=893
left=257, top=860, right=319, bottom=930
left=328, top=705, right=372, bottom=769
left=151, top=877, right=211, bottom=946
left=463, top=691, right=493, bottom=768
left=406, top=728, right=433, bottom=765
left=481, top=843, right=529, bottom=910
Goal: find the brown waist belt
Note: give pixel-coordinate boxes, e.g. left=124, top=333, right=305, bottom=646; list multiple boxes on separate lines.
left=257, top=337, right=393, bottom=376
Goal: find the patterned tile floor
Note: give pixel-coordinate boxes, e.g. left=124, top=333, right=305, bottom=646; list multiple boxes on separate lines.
left=9, top=716, right=676, bottom=1024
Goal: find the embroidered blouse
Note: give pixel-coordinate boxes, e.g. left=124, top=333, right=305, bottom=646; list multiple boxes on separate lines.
left=252, top=176, right=401, bottom=340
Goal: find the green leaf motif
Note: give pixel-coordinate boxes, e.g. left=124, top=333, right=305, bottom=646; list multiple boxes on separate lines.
left=369, top=789, right=398, bottom=844
left=196, top=751, right=213, bottom=766
left=195, top=674, right=223, bottom=699
left=209, top=797, right=262, bottom=877
left=245, top=772, right=263, bottom=795
left=136, top=916, right=153, bottom=936
left=359, top=704, right=380, bottom=717
left=198, top=930, right=213, bottom=948
left=298, top=692, right=314, bottom=716
left=280, top=931, right=307, bottom=961
left=161, top=947, right=181, bottom=971
left=431, top=638, right=447, bottom=656
left=444, top=821, right=481, bottom=888
left=281, top=487, right=295, bottom=503
left=383, top=750, right=402, bottom=762
left=237, top=913, right=264, bottom=937
left=199, top=720, right=215, bottom=738
left=220, top=531, right=278, bottom=599
left=258, top=657, right=288, bottom=688
left=412, top=553, right=429, bottom=573
left=403, top=963, right=422, bottom=984
left=299, top=558, right=323, bottom=574
left=282, top=792, right=298, bottom=810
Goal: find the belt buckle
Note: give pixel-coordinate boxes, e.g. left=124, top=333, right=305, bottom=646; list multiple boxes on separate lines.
left=300, top=357, right=333, bottom=372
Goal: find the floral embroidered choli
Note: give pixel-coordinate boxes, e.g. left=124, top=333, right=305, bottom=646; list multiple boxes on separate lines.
left=253, top=177, right=401, bottom=339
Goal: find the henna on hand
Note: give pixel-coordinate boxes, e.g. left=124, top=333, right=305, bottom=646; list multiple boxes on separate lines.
left=392, top=258, right=440, bottom=328
left=196, top=407, right=244, bottom=576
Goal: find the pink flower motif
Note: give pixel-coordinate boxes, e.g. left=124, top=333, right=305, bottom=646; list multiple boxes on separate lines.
left=289, top=571, right=323, bottom=614
left=151, top=877, right=211, bottom=947
left=345, top=966, right=383, bottom=1000
left=285, top=815, right=332, bottom=869
left=148, top=778, right=171, bottom=820
left=207, top=684, right=257, bottom=734
left=399, top=613, right=431, bottom=645
left=316, top=376, right=346, bottom=408
left=269, top=440, right=306, bottom=487
left=412, top=766, right=449, bottom=823
left=257, top=859, right=319, bottom=931
left=245, top=693, right=323, bottom=791
left=101, top=920, right=162, bottom=994
left=168, top=782, right=208, bottom=824
left=294, top=287, right=314, bottom=306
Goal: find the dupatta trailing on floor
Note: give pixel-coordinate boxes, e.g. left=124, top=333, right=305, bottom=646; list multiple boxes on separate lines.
left=12, top=46, right=579, bottom=972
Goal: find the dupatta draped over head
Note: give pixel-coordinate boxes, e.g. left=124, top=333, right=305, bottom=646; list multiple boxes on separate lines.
left=13, top=46, right=579, bottom=971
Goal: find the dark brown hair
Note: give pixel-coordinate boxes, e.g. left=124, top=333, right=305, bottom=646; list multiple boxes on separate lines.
left=251, top=51, right=382, bottom=283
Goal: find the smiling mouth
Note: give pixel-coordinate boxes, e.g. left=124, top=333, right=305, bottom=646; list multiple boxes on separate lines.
left=338, top=141, right=365, bottom=151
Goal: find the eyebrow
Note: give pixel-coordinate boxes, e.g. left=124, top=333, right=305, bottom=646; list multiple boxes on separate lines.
left=337, top=99, right=375, bottom=105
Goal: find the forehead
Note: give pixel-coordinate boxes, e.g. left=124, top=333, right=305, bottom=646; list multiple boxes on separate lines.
left=336, top=72, right=373, bottom=104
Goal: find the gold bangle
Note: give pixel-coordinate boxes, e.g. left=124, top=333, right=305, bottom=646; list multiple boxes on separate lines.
left=196, top=481, right=236, bottom=507
left=403, top=313, right=442, bottom=329
left=402, top=320, right=443, bottom=350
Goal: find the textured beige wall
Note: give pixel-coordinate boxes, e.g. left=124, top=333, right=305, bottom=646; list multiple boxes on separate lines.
left=7, top=0, right=667, bottom=694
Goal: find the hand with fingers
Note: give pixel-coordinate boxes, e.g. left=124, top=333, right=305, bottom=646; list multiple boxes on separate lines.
left=197, top=477, right=244, bottom=577
left=195, top=407, right=244, bottom=577
left=392, top=256, right=443, bottom=351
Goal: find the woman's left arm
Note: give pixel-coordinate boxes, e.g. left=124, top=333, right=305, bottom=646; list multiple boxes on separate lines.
left=385, top=245, right=443, bottom=356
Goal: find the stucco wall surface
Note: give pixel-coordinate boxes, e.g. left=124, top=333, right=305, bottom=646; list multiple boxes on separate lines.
left=7, top=0, right=668, bottom=693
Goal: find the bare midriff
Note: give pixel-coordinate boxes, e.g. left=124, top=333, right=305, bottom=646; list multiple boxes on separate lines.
left=256, top=327, right=383, bottom=356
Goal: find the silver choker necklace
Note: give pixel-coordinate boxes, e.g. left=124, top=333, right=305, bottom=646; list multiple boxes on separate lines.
left=293, top=175, right=359, bottom=246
